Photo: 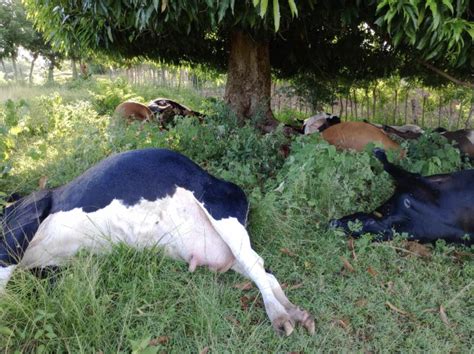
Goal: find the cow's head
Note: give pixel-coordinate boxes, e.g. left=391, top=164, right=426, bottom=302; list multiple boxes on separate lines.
left=329, top=148, right=468, bottom=243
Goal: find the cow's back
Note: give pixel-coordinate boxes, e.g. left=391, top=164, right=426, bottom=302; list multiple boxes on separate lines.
left=322, top=121, right=400, bottom=152
left=52, top=149, right=248, bottom=225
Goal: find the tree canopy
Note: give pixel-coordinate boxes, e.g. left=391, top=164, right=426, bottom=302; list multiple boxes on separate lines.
left=22, top=0, right=474, bottom=119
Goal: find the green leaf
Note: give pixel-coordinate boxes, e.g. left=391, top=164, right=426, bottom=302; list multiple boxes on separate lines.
left=106, top=26, right=113, bottom=42
left=441, top=0, right=454, bottom=13
left=273, top=0, right=280, bottom=31
left=218, top=0, right=229, bottom=22
left=288, top=0, right=298, bottom=17
left=153, top=0, right=159, bottom=11
left=260, top=0, right=268, bottom=17
left=0, top=326, right=14, bottom=337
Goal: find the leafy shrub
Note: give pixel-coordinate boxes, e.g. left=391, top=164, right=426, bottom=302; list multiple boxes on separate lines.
left=269, top=135, right=394, bottom=223
left=401, top=131, right=471, bottom=174
left=91, top=78, right=144, bottom=115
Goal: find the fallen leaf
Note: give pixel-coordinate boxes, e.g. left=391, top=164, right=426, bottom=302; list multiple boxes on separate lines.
left=280, top=248, right=296, bottom=257
left=233, top=281, right=253, bottom=291
left=402, top=241, right=431, bottom=258
left=451, top=250, right=473, bottom=263
left=348, top=237, right=357, bottom=260
left=199, top=346, right=209, bottom=354
left=289, top=283, right=304, bottom=290
left=38, top=176, right=48, bottom=189
left=348, top=237, right=355, bottom=251
left=385, top=301, right=409, bottom=317
left=332, top=318, right=350, bottom=329
left=439, top=305, right=450, bottom=327
left=367, top=267, right=378, bottom=277
left=225, top=315, right=240, bottom=326
left=240, top=295, right=261, bottom=311
left=340, top=256, right=355, bottom=273
left=149, top=336, right=170, bottom=346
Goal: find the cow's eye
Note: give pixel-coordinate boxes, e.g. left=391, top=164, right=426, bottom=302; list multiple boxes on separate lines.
left=404, top=198, right=411, bottom=208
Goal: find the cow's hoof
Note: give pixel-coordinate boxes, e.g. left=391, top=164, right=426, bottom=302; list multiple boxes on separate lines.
left=288, top=307, right=316, bottom=335
left=301, top=312, right=316, bottom=335
left=272, top=316, right=295, bottom=336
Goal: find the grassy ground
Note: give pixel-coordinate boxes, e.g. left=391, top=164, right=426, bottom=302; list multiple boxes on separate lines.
left=0, top=80, right=473, bottom=352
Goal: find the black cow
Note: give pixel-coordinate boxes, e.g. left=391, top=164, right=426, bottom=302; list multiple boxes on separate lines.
left=0, top=148, right=314, bottom=336
left=330, top=148, right=473, bottom=245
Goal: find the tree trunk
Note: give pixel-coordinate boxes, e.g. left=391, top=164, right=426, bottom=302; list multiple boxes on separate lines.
left=353, top=89, right=358, bottom=120
left=438, top=95, right=442, bottom=127
left=465, top=103, right=473, bottom=129
left=411, top=98, right=417, bottom=125
left=0, top=58, right=6, bottom=73
left=224, top=31, right=275, bottom=130
left=393, top=89, right=398, bottom=124
left=372, top=88, right=377, bottom=121
left=456, top=100, right=464, bottom=129
left=364, top=87, right=370, bottom=119
left=71, top=58, right=78, bottom=80
left=29, top=54, right=38, bottom=85
left=421, top=95, right=427, bottom=127
left=47, top=60, right=55, bottom=83
left=11, top=55, right=18, bottom=81
left=404, top=91, right=409, bottom=124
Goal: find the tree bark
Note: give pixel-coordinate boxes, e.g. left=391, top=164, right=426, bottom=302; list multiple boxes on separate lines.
left=29, top=53, right=38, bottom=85
left=47, top=59, right=55, bottom=83
left=465, top=103, right=473, bottom=129
left=71, top=58, right=78, bottom=80
left=0, top=58, right=6, bottom=73
left=11, top=55, right=18, bottom=81
left=224, top=31, right=275, bottom=130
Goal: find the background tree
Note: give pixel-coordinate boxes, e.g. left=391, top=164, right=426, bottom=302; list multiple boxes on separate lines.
left=0, top=0, right=32, bottom=81
left=24, top=0, right=473, bottom=126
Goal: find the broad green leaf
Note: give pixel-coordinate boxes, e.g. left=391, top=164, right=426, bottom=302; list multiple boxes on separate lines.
left=441, top=0, right=454, bottom=13
left=273, top=0, right=280, bottom=31
left=218, top=0, right=229, bottom=22
left=288, top=0, right=298, bottom=17
left=260, top=0, right=268, bottom=17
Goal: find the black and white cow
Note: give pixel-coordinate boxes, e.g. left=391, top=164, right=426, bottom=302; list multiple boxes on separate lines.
left=330, top=148, right=474, bottom=244
left=0, top=149, right=314, bottom=336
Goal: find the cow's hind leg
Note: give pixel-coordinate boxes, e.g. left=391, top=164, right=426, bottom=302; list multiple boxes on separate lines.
left=209, top=217, right=314, bottom=336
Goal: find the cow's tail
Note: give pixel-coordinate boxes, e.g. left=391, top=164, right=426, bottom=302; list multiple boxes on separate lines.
left=1, top=190, right=53, bottom=265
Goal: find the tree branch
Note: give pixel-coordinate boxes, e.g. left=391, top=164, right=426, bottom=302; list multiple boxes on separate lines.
left=418, top=59, right=474, bottom=89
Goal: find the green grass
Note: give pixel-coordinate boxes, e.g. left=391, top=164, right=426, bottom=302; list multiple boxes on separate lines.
left=0, top=80, right=473, bottom=352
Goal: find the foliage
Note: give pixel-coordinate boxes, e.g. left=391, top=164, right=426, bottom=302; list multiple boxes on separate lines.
left=375, top=0, right=473, bottom=68
left=91, top=78, right=144, bottom=115
left=401, top=130, right=472, bottom=175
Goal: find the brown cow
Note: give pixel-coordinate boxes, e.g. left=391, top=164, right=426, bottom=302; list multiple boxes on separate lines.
left=114, top=102, right=153, bottom=121
left=321, top=121, right=401, bottom=152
